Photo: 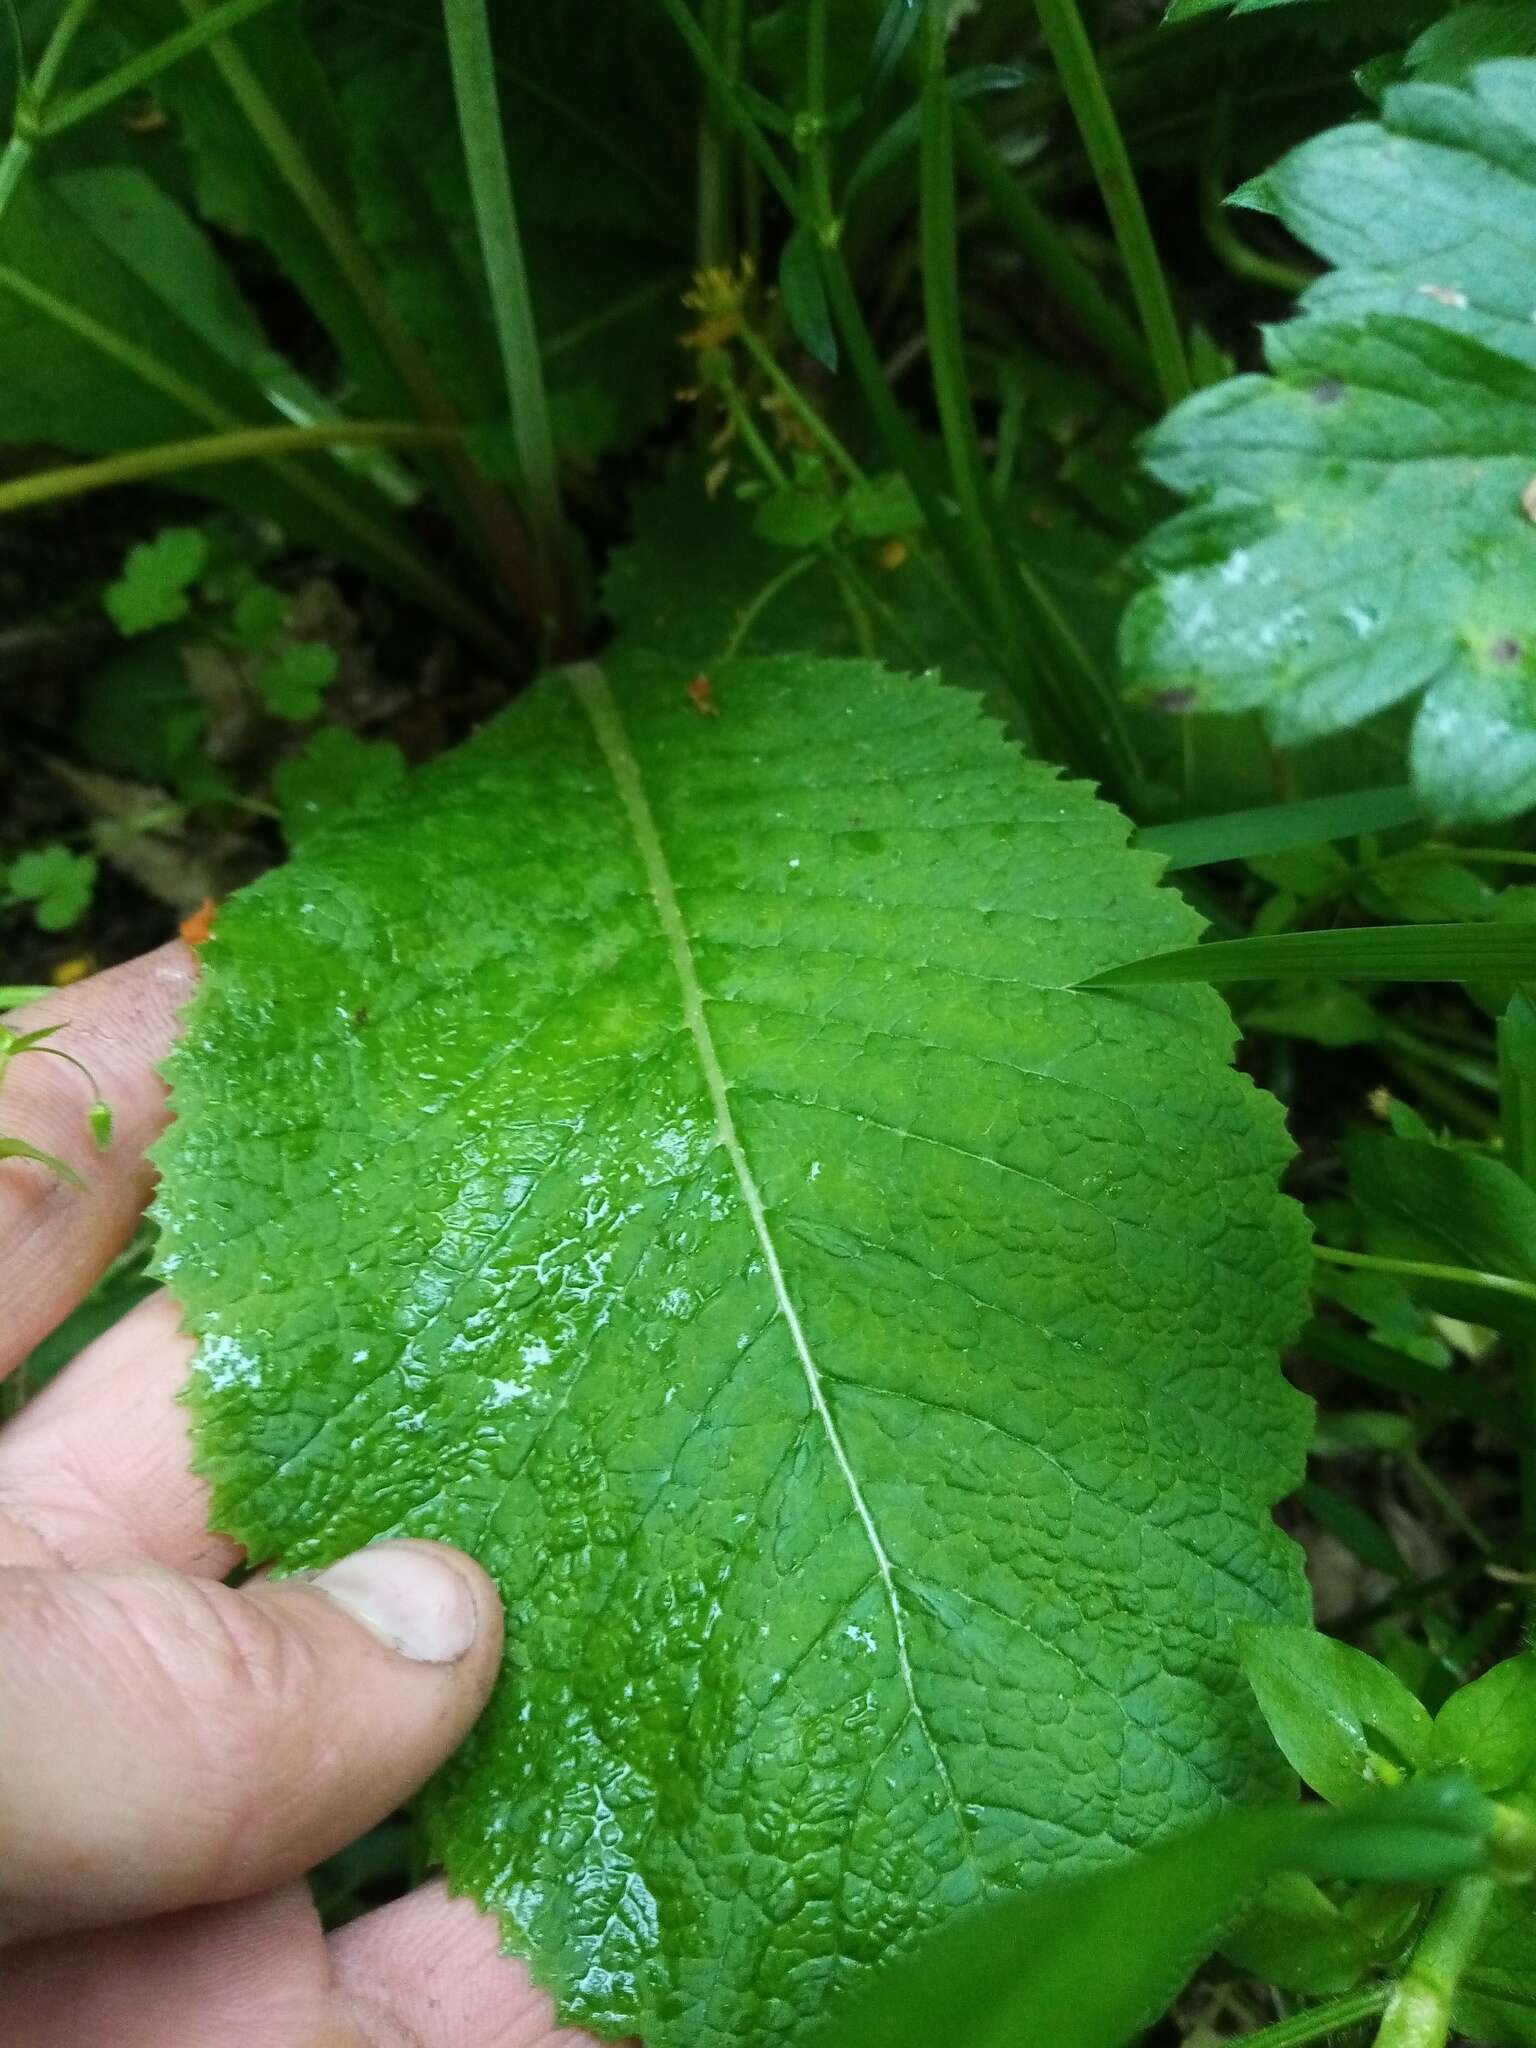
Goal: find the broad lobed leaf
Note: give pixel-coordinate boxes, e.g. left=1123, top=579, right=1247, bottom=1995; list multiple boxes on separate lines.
left=156, top=649, right=1311, bottom=2043
left=1123, top=59, right=1536, bottom=823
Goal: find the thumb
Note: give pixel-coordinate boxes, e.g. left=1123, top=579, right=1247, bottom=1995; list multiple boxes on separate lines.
left=0, top=1540, right=503, bottom=1942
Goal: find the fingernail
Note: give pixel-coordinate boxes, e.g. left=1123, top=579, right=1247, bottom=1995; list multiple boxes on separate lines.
left=310, top=1540, right=480, bottom=1663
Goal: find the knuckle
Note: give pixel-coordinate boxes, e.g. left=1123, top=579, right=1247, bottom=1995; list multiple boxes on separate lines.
left=120, top=1574, right=326, bottom=1884
left=169, top=1576, right=319, bottom=1723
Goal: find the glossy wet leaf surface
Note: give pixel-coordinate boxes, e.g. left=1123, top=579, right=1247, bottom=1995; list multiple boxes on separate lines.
left=1123, top=60, right=1536, bottom=823
left=156, top=652, right=1310, bottom=2044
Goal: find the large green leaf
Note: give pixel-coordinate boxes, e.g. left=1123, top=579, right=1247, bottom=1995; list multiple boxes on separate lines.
left=155, top=652, right=1311, bottom=2044
left=1122, top=60, right=1536, bottom=824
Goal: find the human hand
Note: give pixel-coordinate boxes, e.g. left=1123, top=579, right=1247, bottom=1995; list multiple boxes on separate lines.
left=0, top=945, right=603, bottom=2048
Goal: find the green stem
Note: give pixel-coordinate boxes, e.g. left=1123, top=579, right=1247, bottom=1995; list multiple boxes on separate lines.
left=0, top=260, right=232, bottom=425
left=954, top=112, right=1157, bottom=403
left=443, top=0, right=576, bottom=648
left=0, top=0, right=98, bottom=224
left=29, top=0, right=98, bottom=98
left=695, top=0, right=744, bottom=268
left=717, top=364, right=952, bottom=676
left=736, top=314, right=1011, bottom=676
left=719, top=551, right=821, bottom=660
left=801, top=0, right=836, bottom=241
left=815, top=242, right=979, bottom=601
left=1028, top=0, right=1190, bottom=406
left=175, top=0, right=539, bottom=629
left=737, top=321, right=863, bottom=484
left=543, top=274, right=680, bottom=364
left=1371, top=1876, right=1496, bottom=2048
left=917, top=8, right=1144, bottom=790
left=0, top=135, right=30, bottom=224
left=39, top=0, right=281, bottom=136
left=654, top=0, right=798, bottom=213
left=1387, top=846, right=1536, bottom=873
left=657, top=0, right=996, bottom=647
left=1406, top=1449, right=1495, bottom=1556
left=830, top=554, right=877, bottom=658
left=1202, top=166, right=1311, bottom=298
left=0, top=418, right=455, bottom=513
left=1380, top=1023, right=1498, bottom=1098
left=719, top=374, right=789, bottom=487
left=918, top=2, right=1034, bottom=732
left=0, top=267, right=512, bottom=651
left=1234, top=1986, right=1391, bottom=2048
left=1314, top=1243, right=1536, bottom=1310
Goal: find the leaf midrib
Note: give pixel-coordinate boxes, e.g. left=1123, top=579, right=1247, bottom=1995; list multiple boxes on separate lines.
left=568, top=659, right=965, bottom=1822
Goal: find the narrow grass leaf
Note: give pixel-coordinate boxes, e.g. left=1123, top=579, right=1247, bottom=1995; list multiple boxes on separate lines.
left=1084, top=924, right=1536, bottom=989
left=1136, top=786, right=1425, bottom=872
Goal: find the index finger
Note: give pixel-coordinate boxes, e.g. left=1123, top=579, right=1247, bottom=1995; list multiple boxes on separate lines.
left=0, top=945, right=197, bottom=1380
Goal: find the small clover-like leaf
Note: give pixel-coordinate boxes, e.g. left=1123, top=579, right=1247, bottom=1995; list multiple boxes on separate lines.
left=751, top=486, right=843, bottom=549
left=104, top=526, right=209, bottom=636
left=256, top=641, right=338, bottom=721
left=157, top=652, right=1311, bottom=2045
left=6, top=845, right=98, bottom=932
left=843, top=472, right=921, bottom=539
left=230, top=582, right=290, bottom=649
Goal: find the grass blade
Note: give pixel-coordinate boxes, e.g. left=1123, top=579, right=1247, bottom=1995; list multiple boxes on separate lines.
left=1084, top=924, right=1536, bottom=989
left=443, top=0, right=578, bottom=648
left=1137, top=786, right=1426, bottom=872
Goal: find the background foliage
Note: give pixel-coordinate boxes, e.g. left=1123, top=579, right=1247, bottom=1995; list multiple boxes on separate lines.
left=8, top=1, right=1536, bottom=2045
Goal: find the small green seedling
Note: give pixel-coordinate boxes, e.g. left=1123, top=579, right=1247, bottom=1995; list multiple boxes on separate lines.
left=0, top=1020, right=114, bottom=1189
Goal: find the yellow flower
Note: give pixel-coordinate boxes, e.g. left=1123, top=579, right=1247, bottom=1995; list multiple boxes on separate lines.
left=680, top=257, right=756, bottom=351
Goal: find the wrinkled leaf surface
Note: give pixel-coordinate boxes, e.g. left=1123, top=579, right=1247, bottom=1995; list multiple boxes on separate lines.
left=157, top=653, right=1310, bottom=2044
